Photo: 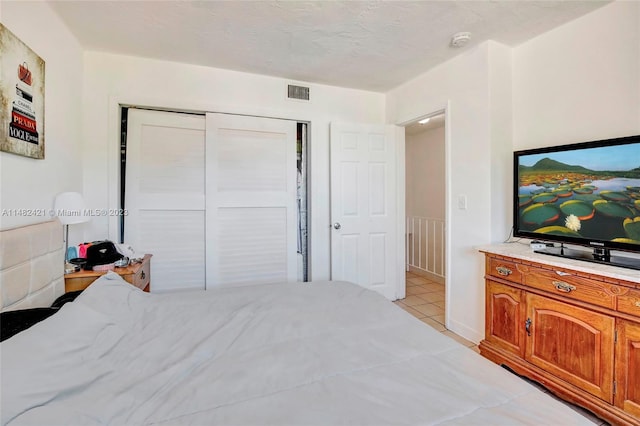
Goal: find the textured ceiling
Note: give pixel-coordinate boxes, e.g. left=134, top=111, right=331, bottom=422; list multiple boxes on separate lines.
left=48, top=0, right=610, bottom=92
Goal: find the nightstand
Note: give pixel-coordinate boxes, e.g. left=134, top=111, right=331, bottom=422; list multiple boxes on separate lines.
left=64, top=254, right=152, bottom=292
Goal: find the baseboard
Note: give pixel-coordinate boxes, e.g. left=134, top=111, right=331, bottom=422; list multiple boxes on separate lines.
left=447, top=317, right=482, bottom=344
left=407, top=265, right=445, bottom=284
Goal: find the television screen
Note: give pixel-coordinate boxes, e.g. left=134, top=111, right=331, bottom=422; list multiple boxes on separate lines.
left=514, top=135, right=640, bottom=252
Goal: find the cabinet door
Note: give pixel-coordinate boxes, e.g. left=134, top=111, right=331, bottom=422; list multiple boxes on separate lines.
left=485, top=280, right=526, bottom=357
left=615, top=319, right=640, bottom=417
left=526, top=293, right=615, bottom=402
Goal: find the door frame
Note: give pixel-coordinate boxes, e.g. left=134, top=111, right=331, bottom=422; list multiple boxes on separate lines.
left=396, top=101, right=451, bottom=328
left=106, top=95, right=313, bottom=278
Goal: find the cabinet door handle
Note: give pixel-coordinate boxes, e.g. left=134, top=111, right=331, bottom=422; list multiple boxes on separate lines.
left=140, top=270, right=146, bottom=280
left=635, top=301, right=640, bottom=308
left=525, top=318, right=532, bottom=336
left=552, top=281, right=576, bottom=293
left=496, top=266, right=512, bottom=276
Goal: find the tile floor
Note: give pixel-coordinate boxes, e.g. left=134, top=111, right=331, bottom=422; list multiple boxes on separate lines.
left=395, top=271, right=609, bottom=425
left=393, top=271, right=478, bottom=351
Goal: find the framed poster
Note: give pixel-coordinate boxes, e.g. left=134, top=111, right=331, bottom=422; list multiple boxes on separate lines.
left=0, top=23, right=45, bottom=159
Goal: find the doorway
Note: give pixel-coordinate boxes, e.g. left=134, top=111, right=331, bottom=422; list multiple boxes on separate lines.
left=396, top=111, right=447, bottom=329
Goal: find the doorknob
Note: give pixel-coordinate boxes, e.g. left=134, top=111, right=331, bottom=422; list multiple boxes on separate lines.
left=333, top=222, right=341, bottom=230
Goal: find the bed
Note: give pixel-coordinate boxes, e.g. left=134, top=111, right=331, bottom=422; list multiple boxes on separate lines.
left=0, top=222, right=596, bottom=425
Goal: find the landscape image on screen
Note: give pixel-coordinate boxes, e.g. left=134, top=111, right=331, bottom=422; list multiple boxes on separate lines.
left=517, top=143, right=640, bottom=246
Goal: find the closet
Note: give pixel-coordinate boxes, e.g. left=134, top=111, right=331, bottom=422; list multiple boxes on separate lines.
left=122, top=108, right=308, bottom=292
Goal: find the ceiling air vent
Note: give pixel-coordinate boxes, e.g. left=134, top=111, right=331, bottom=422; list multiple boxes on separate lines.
left=288, top=84, right=310, bottom=101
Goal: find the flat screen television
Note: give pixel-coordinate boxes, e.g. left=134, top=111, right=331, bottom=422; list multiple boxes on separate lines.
left=513, top=134, right=640, bottom=270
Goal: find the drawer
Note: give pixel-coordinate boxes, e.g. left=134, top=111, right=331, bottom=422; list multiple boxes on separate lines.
left=522, top=267, right=616, bottom=309
left=618, top=289, right=640, bottom=317
left=488, top=257, right=523, bottom=283
left=65, top=276, right=97, bottom=292
left=131, top=260, right=150, bottom=291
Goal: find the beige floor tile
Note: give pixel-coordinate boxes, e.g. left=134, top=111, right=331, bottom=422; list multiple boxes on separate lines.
left=405, top=273, right=449, bottom=333
left=399, top=305, right=426, bottom=319
left=400, top=295, right=431, bottom=307
left=422, top=283, right=445, bottom=293
left=406, top=286, right=431, bottom=296
left=407, top=277, right=429, bottom=285
left=432, top=300, right=446, bottom=309
left=432, top=314, right=445, bottom=325
left=442, top=330, right=476, bottom=348
left=416, top=292, right=445, bottom=303
left=411, top=303, right=445, bottom=317
left=419, top=317, right=447, bottom=332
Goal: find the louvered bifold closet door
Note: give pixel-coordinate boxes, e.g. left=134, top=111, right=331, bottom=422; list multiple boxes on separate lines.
left=205, top=113, right=298, bottom=287
left=125, top=109, right=206, bottom=292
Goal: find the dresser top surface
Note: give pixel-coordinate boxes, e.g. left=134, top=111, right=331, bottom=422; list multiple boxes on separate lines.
left=64, top=254, right=152, bottom=279
left=478, top=243, right=640, bottom=284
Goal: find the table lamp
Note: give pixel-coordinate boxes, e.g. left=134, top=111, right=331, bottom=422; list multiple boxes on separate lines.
left=54, top=192, right=90, bottom=273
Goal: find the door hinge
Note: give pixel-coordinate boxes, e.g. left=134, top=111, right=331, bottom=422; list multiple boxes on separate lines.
left=613, top=380, right=617, bottom=396
left=614, top=329, right=618, bottom=343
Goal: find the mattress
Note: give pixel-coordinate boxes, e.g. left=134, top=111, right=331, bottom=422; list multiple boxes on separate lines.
left=1, top=272, right=595, bottom=425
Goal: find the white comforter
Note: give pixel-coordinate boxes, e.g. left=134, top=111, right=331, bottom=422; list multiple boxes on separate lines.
left=2, top=272, right=594, bottom=425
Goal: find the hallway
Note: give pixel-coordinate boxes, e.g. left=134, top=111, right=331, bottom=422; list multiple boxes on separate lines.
left=393, top=271, right=477, bottom=351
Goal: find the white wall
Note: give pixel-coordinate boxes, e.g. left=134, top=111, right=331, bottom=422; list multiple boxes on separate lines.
left=488, top=43, right=513, bottom=243
left=405, top=126, right=445, bottom=220
left=387, top=1, right=640, bottom=343
left=513, top=1, right=640, bottom=149
left=514, top=0, right=640, bottom=261
left=387, top=41, right=506, bottom=343
left=0, top=2, right=84, bottom=240
left=81, top=52, right=386, bottom=281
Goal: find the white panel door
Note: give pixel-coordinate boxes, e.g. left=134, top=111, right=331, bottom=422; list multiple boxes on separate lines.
left=125, top=109, right=206, bottom=292
left=330, top=122, right=400, bottom=300
left=206, top=113, right=297, bottom=287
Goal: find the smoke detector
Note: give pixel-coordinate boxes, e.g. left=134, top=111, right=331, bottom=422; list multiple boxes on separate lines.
left=450, top=32, right=471, bottom=48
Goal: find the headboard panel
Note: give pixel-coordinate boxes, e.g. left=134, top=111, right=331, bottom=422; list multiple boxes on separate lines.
left=0, top=220, right=65, bottom=312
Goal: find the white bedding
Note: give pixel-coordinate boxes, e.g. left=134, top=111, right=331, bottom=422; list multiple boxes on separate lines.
left=1, top=272, right=595, bottom=425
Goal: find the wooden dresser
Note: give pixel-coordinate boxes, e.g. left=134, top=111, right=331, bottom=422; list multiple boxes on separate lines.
left=479, top=246, right=640, bottom=426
